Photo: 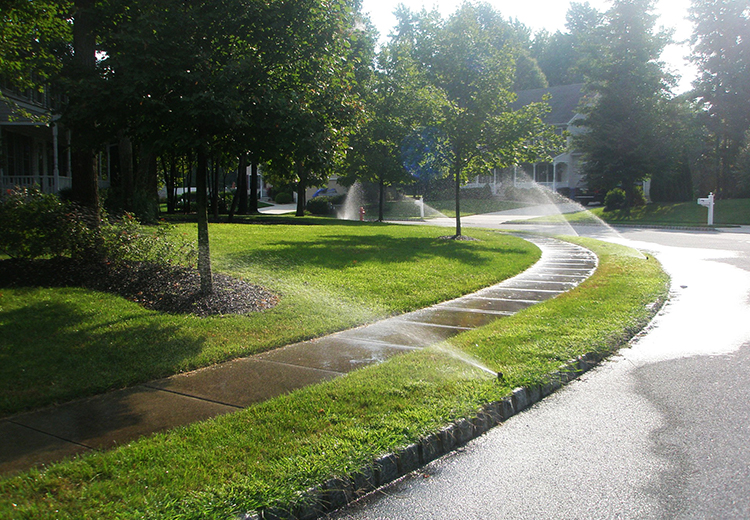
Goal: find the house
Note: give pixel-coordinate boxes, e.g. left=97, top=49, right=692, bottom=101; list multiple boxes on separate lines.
left=0, top=81, right=70, bottom=193
left=1, top=82, right=111, bottom=195
left=464, top=83, right=596, bottom=202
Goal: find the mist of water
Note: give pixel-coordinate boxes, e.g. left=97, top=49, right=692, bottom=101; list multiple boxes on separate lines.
left=505, top=175, right=647, bottom=258
left=338, top=181, right=364, bottom=220
left=408, top=196, right=449, bottom=219
left=429, top=343, right=498, bottom=379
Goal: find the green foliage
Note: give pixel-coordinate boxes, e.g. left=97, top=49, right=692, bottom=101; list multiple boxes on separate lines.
left=274, top=192, right=294, bottom=204
left=604, top=188, right=627, bottom=211
left=0, top=0, right=71, bottom=96
left=0, top=187, right=195, bottom=266
left=305, top=196, right=336, bottom=215
left=689, top=0, right=750, bottom=197
left=0, top=187, right=88, bottom=259
left=575, top=0, right=674, bottom=208
left=99, top=214, right=197, bottom=267
left=393, top=4, right=561, bottom=235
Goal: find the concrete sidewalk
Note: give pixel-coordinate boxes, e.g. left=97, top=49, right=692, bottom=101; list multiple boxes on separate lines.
left=0, top=235, right=596, bottom=476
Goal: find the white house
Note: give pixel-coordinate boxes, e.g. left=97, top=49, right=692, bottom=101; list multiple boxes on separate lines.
left=0, top=82, right=112, bottom=195
left=465, top=83, right=598, bottom=202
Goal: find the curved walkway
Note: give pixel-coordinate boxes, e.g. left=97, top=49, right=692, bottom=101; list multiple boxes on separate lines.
left=0, top=235, right=596, bottom=476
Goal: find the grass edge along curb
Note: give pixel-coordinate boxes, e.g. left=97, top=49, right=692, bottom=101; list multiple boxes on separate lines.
left=252, top=355, right=613, bottom=520
left=0, top=237, right=669, bottom=520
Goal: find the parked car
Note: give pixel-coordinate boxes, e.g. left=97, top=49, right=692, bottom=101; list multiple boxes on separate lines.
left=312, top=188, right=338, bottom=198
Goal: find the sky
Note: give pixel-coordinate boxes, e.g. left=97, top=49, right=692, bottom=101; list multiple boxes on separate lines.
left=360, top=0, right=698, bottom=93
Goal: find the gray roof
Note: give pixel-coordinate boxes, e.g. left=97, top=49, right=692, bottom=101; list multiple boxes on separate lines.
left=513, top=83, right=585, bottom=126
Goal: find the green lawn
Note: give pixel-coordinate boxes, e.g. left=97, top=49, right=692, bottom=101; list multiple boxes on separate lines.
left=0, top=237, right=669, bottom=519
left=523, top=198, right=750, bottom=226
left=0, top=220, right=539, bottom=417
left=426, top=198, right=528, bottom=218
left=593, top=198, right=750, bottom=226
left=358, top=198, right=527, bottom=220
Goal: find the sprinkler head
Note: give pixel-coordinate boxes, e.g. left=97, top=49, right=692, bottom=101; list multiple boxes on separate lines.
left=496, top=371, right=504, bottom=381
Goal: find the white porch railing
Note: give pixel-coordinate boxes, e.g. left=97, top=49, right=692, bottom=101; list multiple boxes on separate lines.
left=0, top=175, right=72, bottom=194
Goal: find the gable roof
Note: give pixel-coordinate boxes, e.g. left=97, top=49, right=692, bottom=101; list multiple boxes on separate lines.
left=513, top=83, right=585, bottom=126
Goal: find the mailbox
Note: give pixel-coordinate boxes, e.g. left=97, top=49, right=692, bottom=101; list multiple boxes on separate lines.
left=696, top=192, right=714, bottom=225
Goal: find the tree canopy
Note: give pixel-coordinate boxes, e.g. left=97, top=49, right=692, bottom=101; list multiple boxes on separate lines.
left=689, top=0, right=750, bottom=197
left=574, top=0, right=674, bottom=206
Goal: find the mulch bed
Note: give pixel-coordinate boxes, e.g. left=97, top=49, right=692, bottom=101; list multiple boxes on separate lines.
left=0, top=258, right=278, bottom=317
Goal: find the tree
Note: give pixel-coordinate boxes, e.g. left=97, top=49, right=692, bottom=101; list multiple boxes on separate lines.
left=263, top=0, right=369, bottom=217
left=397, top=3, right=559, bottom=236
left=0, top=0, right=70, bottom=98
left=575, top=0, right=674, bottom=207
left=689, top=0, right=750, bottom=197
left=341, top=30, right=446, bottom=220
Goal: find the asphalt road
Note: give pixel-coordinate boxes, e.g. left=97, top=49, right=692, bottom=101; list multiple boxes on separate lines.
left=332, top=213, right=750, bottom=519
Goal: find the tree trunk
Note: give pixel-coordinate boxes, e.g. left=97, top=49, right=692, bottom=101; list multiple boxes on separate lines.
left=134, top=147, right=158, bottom=222
left=196, top=146, right=213, bottom=294
left=70, top=0, right=99, bottom=215
left=454, top=166, right=462, bottom=237
left=164, top=154, right=178, bottom=213
left=249, top=162, right=259, bottom=214
left=211, top=156, right=220, bottom=219
left=378, top=177, right=385, bottom=221
left=118, top=131, right=134, bottom=211
left=237, top=154, right=248, bottom=214
left=295, top=160, right=306, bottom=216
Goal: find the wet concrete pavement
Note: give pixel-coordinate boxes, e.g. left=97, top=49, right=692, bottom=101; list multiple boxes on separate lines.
left=0, top=234, right=596, bottom=477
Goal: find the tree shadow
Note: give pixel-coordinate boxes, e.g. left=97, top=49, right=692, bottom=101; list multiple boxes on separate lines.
left=225, top=233, right=532, bottom=271
left=0, top=297, right=206, bottom=417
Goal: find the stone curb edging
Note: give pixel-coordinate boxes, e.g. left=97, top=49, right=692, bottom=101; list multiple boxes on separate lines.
left=242, top=349, right=614, bottom=520
left=508, top=220, right=734, bottom=232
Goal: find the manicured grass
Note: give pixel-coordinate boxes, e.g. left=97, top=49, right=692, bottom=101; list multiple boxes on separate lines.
left=426, top=198, right=529, bottom=218
left=358, top=198, right=527, bottom=220
left=522, top=198, right=750, bottom=226
left=0, top=237, right=669, bottom=519
left=0, top=220, right=538, bottom=417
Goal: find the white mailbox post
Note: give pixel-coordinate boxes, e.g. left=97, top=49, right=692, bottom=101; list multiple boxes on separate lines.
left=697, top=192, right=715, bottom=226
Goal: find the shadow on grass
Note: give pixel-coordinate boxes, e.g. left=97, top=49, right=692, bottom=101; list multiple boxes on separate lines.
left=0, top=294, right=206, bottom=417
left=225, top=233, right=532, bottom=271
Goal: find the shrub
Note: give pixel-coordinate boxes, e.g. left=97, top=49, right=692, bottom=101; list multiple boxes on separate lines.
left=631, top=185, right=647, bottom=207
left=0, top=187, right=78, bottom=259
left=462, top=184, right=494, bottom=199
left=306, top=197, right=334, bottom=215
left=604, top=188, right=627, bottom=211
left=99, top=213, right=197, bottom=267
left=274, top=192, right=293, bottom=204
left=0, top=187, right=196, bottom=266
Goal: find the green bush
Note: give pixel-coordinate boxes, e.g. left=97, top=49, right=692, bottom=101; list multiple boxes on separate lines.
left=631, top=185, right=647, bottom=207
left=306, top=196, right=335, bottom=215
left=0, top=187, right=196, bottom=266
left=99, top=213, right=197, bottom=267
left=0, top=187, right=83, bottom=259
left=604, top=188, right=627, bottom=211
left=274, top=192, right=293, bottom=204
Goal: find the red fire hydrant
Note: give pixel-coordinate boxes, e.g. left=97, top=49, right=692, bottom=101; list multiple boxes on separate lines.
left=359, top=206, right=365, bottom=221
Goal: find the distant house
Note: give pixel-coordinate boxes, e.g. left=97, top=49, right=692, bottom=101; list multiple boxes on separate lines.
left=464, top=83, right=596, bottom=202
left=1, top=82, right=110, bottom=195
